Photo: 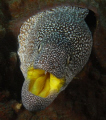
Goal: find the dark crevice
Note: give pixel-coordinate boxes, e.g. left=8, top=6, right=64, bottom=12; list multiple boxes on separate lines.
left=85, top=10, right=96, bottom=36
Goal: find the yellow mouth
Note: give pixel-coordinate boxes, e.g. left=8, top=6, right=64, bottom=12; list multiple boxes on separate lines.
left=27, top=67, right=65, bottom=98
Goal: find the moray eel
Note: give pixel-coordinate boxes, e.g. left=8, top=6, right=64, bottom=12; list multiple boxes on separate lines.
left=18, top=6, right=92, bottom=111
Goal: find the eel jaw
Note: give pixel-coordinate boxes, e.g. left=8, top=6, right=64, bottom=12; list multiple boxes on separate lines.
left=21, top=67, right=65, bottom=111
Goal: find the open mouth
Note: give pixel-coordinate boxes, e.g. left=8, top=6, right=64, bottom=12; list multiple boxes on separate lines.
left=27, top=67, right=65, bottom=98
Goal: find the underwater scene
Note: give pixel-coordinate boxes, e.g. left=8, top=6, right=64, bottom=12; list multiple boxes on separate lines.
left=0, top=0, right=106, bottom=120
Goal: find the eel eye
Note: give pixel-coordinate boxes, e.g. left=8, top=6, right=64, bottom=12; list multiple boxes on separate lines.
left=67, top=55, right=72, bottom=65
left=38, top=44, right=41, bottom=53
left=27, top=67, right=65, bottom=98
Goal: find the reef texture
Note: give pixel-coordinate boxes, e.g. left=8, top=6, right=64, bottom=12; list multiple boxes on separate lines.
left=0, top=0, right=106, bottom=120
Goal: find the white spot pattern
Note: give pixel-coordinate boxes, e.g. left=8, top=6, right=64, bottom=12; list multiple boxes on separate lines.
left=18, top=6, right=92, bottom=111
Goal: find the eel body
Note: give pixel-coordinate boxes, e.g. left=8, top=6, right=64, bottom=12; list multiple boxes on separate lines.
left=18, top=6, right=92, bottom=111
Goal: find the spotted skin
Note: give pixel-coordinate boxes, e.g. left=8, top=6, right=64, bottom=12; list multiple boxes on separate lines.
left=18, top=6, right=92, bottom=111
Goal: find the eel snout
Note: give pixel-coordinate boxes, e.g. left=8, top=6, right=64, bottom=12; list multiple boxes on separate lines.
left=22, top=68, right=64, bottom=111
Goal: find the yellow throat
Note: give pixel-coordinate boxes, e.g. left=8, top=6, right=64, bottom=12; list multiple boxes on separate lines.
left=27, top=67, right=65, bottom=98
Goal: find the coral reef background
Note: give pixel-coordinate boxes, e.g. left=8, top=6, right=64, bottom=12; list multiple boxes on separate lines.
left=0, top=0, right=106, bottom=120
